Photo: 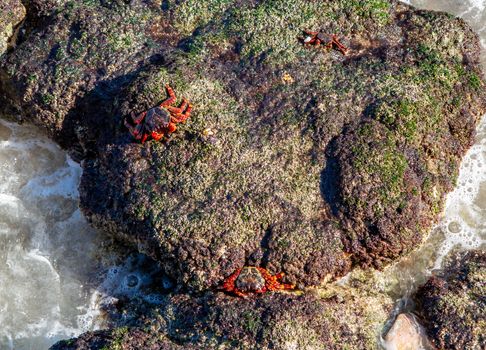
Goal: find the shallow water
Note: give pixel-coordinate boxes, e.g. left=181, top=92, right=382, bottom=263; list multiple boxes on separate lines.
left=0, top=121, right=164, bottom=349
left=0, top=1, right=485, bottom=349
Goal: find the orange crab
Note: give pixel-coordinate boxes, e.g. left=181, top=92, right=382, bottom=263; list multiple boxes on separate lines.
left=300, top=30, right=348, bottom=55
left=220, top=266, right=295, bottom=298
left=124, top=84, right=192, bottom=143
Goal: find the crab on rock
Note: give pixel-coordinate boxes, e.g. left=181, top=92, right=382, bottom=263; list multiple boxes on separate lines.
left=124, top=84, right=192, bottom=143
left=300, top=30, right=348, bottom=55
left=220, top=266, right=295, bottom=298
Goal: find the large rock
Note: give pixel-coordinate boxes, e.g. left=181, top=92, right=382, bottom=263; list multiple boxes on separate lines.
left=414, top=250, right=486, bottom=350
left=0, top=0, right=25, bottom=56
left=51, top=284, right=393, bottom=350
left=0, top=0, right=170, bottom=152
left=1, top=0, right=485, bottom=292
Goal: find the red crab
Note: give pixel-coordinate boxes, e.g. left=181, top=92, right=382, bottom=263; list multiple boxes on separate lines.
left=300, top=30, right=348, bottom=55
left=124, top=84, right=192, bottom=143
left=220, top=266, right=295, bottom=298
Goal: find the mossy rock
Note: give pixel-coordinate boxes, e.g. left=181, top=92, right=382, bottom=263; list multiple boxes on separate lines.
left=78, top=0, right=486, bottom=290
left=1, top=0, right=486, bottom=291
left=414, top=250, right=486, bottom=350
left=51, top=286, right=393, bottom=350
left=0, top=0, right=25, bottom=56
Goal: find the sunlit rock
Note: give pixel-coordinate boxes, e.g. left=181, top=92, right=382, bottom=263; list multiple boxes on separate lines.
left=383, top=313, right=431, bottom=350
left=0, top=0, right=25, bottom=55
left=414, top=250, right=486, bottom=350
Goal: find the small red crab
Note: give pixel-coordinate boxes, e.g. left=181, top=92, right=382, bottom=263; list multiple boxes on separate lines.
left=300, top=30, right=348, bottom=55
left=124, top=84, right=192, bottom=143
left=220, top=266, right=295, bottom=298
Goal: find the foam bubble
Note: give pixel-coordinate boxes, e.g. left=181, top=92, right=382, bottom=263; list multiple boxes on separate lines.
left=430, top=117, right=486, bottom=267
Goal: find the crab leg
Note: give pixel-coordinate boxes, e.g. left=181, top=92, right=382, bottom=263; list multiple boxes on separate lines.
left=166, top=107, right=183, bottom=115
left=151, top=131, right=164, bottom=141
left=169, top=103, right=192, bottom=123
left=273, top=272, right=295, bottom=290
left=220, top=268, right=241, bottom=292
left=301, top=30, right=320, bottom=46
left=129, top=111, right=146, bottom=125
left=178, top=99, right=188, bottom=112
left=160, top=84, right=177, bottom=107
left=124, top=118, right=144, bottom=140
left=257, top=268, right=295, bottom=292
left=167, top=122, right=177, bottom=133
left=331, top=36, right=348, bottom=55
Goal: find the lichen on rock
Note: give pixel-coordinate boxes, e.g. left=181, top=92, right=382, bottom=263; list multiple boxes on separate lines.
left=0, top=0, right=485, bottom=347
left=414, top=250, right=486, bottom=350
left=1, top=0, right=485, bottom=291
left=0, top=0, right=25, bottom=56
left=51, top=282, right=393, bottom=350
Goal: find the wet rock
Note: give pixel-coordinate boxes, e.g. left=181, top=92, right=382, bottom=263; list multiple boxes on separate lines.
left=0, top=0, right=25, bottom=56
left=0, top=0, right=169, bottom=152
left=383, top=313, right=431, bottom=350
left=51, top=285, right=393, bottom=350
left=1, top=0, right=485, bottom=295
left=414, top=250, right=486, bottom=350
left=76, top=0, right=486, bottom=291
left=50, top=327, right=191, bottom=350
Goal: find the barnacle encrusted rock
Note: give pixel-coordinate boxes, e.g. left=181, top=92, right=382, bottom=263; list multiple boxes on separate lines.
left=414, top=250, right=486, bottom=350
left=1, top=0, right=485, bottom=292
left=0, top=0, right=25, bottom=56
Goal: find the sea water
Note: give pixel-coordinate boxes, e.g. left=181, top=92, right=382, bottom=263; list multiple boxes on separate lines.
left=0, top=121, right=167, bottom=349
left=0, top=120, right=103, bottom=349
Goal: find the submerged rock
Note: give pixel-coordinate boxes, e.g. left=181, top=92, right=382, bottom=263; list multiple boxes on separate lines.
left=0, top=0, right=25, bottom=56
left=414, top=250, right=486, bottom=350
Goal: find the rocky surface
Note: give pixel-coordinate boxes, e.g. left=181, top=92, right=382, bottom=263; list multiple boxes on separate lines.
left=0, top=0, right=485, bottom=348
left=414, top=250, right=486, bottom=350
left=76, top=0, right=486, bottom=291
left=0, top=0, right=485, bottom=290
left=383, top=313, right=431, bottom=350
left=51, top=282, right=393, bottom=350
left=0, top=0, right=25, bottom=56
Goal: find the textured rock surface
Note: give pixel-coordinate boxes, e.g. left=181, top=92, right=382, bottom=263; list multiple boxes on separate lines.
left=414, top=250, right=486, bottom=350
left=0, top=0, right=25, bottom=55
left=383, top=313, right=431, bottom=350
left=51, top=284, right=393, bottom=350
left=1, top=0, right=485, bottom=292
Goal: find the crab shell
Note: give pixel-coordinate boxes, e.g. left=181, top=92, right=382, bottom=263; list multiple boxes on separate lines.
left=316, top=32, right=335, bottom=43
left=235, top=267, right=267, bottom=293
left=143, top=106, right=171, bottom=133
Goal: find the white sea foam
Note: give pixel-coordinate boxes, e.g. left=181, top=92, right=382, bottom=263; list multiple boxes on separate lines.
left=0, top=119, right=165, bottom=349
left=394, top=0, right=486, bottom=270
left=433, top=117, right=486, bottom=267
left=0, top=120, right=102, bottom=350
left=459, top=0, right=486, bottom=17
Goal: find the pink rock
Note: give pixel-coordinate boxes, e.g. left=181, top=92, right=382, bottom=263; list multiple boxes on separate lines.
left=383, top=313, right=432, bottom=350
